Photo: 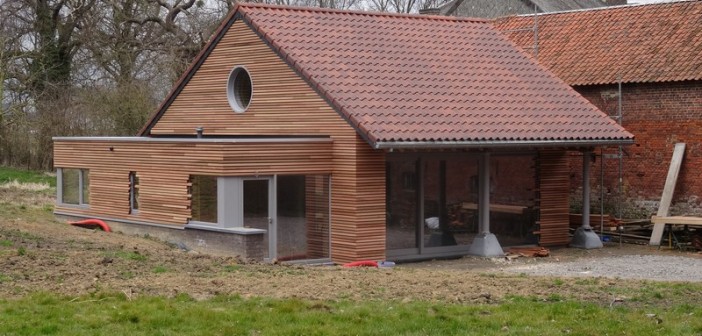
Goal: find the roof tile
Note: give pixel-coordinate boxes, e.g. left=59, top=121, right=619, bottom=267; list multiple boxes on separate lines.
left=494, top=1, right=702, bottom=86
left=147, top=4, right=635, bottom=145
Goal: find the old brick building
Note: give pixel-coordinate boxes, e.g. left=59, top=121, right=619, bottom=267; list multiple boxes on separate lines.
left=430, top=0, right=624, bottom=18
left=495, top=1, right=702, bottom=217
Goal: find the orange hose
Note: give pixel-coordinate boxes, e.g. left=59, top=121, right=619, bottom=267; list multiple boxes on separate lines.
left=69, top=219, right=111, bottom=232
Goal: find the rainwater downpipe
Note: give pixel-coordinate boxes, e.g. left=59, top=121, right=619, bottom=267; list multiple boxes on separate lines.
left=618, top=76, right=623, bottom=220
left=600, top=147, right=604, bottom=234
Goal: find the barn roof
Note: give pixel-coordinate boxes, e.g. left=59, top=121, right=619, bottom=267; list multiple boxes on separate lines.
left=494, top=1, right=702, bottom=86
left=439, top=0, right=615, bottom=18
left=140, top=4, right=633, bottom=149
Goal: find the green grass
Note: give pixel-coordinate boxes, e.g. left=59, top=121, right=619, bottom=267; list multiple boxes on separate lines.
left=0, top=273, right=11, bottom=283
left=0, top=166, right=55, bottom=187
left=0, top=293, right=701, bottom=335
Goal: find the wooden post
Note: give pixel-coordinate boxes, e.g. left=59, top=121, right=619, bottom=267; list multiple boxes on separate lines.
left=649, top=143, right=686, bottom=245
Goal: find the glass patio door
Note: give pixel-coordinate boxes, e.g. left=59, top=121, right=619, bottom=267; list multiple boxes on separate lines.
left=243, top=178, right=274, bottom=259
left=275, top=175, right=331, bottom=262
left=241, top=175, right=330, bottom=262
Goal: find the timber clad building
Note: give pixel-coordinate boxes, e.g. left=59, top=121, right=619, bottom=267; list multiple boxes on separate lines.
left=53, top=4, right=632, bottom=263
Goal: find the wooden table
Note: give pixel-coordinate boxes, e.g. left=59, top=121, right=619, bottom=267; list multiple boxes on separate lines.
left=460, top=202, right=527, bottom=215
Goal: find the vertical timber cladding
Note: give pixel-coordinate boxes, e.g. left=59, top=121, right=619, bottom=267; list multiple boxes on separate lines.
left=54, top=140, right=333, bottom=226
left=536, top=150, right=570, bottom=246
left=148, top=20, right=387, bottom=262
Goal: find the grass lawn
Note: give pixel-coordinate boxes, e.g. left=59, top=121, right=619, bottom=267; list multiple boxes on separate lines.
left=0, top=166, right=55, bottom=187
left=0, top=293, right=701, bottom=335
left=1, top=165, right=702, bottom=335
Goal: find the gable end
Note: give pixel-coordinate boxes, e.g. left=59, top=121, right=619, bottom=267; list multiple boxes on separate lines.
left=139, top=9, right=376, bottom=149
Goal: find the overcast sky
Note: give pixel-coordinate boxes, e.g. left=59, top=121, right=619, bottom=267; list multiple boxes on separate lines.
left=627, top=0, right=685, bottom=4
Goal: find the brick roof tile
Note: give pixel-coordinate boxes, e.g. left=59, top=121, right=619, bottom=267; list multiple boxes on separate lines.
left=494, top=1, right=702, bottom=86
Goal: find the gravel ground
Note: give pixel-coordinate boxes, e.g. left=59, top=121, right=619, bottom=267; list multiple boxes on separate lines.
left=503, top=255, right=702, bottom=282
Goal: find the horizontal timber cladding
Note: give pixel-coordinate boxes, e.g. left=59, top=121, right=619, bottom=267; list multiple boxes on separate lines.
left=536, top=150, right=571, bottom=246
left=54, top=139, right=333, bottom=226
left=149, top=19, right=351, bottom=138
left=123, top=19, right=386, bottom=263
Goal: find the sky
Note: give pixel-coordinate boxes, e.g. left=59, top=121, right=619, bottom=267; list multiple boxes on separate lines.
left=628, top=0, right=686, bottom=4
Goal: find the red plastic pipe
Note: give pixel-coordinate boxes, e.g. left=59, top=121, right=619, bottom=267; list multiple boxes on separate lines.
left=69, top=219, right=111, bottom=232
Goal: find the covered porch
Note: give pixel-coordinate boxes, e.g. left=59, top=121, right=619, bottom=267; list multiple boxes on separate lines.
left=385, top=149, right=592, bottom=260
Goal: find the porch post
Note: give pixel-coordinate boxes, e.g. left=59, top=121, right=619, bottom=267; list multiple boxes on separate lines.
left=469, top=152, right=504, bottom=257
left=571, top=149, right=603, bottom=249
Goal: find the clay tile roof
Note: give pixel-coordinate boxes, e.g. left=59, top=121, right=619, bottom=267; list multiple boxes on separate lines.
left=141, top=4, right=634, bottom=148
left=494, top=1, right=702, bottom=86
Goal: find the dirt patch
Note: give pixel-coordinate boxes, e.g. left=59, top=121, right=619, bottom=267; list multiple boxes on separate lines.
left=0, top=186, right=54, bottom=208
left=2, top=203, right=702, bottom=307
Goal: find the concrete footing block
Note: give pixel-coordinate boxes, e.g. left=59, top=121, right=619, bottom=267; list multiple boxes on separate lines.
left=571, top=227, right=604, bottom=249
left=468, top=233, right=504, bottom=257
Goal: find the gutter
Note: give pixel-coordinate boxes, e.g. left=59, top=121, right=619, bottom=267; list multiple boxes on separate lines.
left=374, top=139, right=634, bottom=150
left=52, top=136, right=332, bottom=144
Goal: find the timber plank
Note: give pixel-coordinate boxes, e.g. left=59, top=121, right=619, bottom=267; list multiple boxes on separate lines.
left=650, top=143, right=686, bottom=246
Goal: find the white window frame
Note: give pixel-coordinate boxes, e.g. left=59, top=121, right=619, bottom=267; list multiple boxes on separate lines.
left=226, top=66, right=253, bottom=113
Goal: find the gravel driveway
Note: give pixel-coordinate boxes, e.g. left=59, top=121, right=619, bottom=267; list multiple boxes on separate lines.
left=503, top=255, right=702, bottom=282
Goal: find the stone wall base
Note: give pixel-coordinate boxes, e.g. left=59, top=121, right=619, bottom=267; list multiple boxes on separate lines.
left=56, top=214, right=264, bottom=260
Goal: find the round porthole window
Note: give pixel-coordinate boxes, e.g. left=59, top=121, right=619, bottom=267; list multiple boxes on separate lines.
left=227, top=66, right=253, bottom=113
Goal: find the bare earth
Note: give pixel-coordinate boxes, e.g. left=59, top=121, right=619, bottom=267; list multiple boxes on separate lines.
left=1, top=189, right=702, bottom=306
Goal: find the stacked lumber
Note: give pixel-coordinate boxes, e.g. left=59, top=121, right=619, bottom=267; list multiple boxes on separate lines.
left=569, top=213, right=622, bottom=230
left=536, top=151, right=570, bottom=246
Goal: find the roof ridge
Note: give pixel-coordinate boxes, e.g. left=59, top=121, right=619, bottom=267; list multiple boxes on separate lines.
left=237, top=2, right=489, bottom=23
left=503, top=0, right=699, bottom=18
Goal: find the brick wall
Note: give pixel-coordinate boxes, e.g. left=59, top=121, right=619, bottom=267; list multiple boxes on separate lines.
left=570, top=80, right=702, bottom=217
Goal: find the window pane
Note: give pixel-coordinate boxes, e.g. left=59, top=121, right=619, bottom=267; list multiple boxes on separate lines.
left=386, top=160, right=419, bottom=250
left=423, top=158, right=478, bottom=248
left=191, top=176, right=217, bottom=223
left=244, top=179, right=269, bottom=259
left=489, top=155, right=537, bottom=246
left=276, top=175, right=330, bottom=261
left=130, top=172, right=139, bottom=211
left=81, top=170, right=90, bottom=204
left=61, top=169, right=80, bottom=204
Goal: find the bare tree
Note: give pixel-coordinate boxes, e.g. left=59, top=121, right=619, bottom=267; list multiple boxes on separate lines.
left=0, top=0, right=97, bottom=168
left=0, top=0, right=455, bottom=169
left=361, top=0, right=449, bottom=12
left=122, top=0, right=223, bottom=81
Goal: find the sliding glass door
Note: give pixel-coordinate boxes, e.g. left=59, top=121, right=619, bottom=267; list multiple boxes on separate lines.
left=386, top=153, right=536, bottom=259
